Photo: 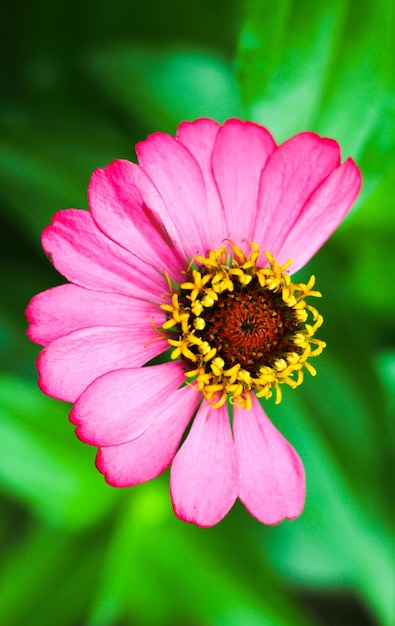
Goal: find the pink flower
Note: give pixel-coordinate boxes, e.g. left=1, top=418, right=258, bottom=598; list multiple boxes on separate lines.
left=26, top=118, right=361, bottom=527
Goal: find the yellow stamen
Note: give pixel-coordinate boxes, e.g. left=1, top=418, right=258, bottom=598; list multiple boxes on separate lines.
left=159, top=242, right=325, bottom=410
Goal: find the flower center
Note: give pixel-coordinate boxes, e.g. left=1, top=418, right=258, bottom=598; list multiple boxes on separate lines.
left=199, top=285, right=299, bottom=372
left=160, top=243, right=325, bottom=410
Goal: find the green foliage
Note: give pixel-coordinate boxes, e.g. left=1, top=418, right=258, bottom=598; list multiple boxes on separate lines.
left=238, top=0, right=395, bottom=197
left=1, top=0, right=394, bottom=625
left=84, top=46, right=244, bottom=134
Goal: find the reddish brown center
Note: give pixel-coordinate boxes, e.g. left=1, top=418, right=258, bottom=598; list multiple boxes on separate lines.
left=198, top=284, right=300, bottom=373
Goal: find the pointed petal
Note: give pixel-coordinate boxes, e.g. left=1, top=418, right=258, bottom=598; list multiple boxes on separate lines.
left=88, top=160, right=185, bottom=282
left=176, top=119, right=227, bottom=244
left=233, top=395, right=305, bottom=524
left=136, top=132, right=215, bottom=257
left=212, top=119, right=276, bottom=241
left=277, top=158, right=362, bottom=272
left=254, top=132, right=341, bottom=258
left=170, top=402, right=239, bottom=527
left=26, top=284, right=165, bottom=346
left=37, top=326, right=167, bottom=402
left=96, top=385, right=200, bottom=485
left=70, top=362, right=185, bottom=446
left=42, top=209, right=167, bottom=299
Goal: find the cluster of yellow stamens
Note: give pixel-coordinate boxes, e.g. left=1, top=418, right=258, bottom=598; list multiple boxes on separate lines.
left=160, top=243, right=325, bottom=410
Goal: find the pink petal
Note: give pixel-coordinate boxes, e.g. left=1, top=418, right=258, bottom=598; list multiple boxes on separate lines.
left=136, top=132, right=215, bottom=257
left=26, top=284, right=165, bottom=346
left=70, top=362, right=186, bottom=446
left=277, top=157, right=362, bottom=272
left=37, top=326, right=167, bottom=403
left=96, top=385, right=200, bottom=485
left=212, top=119, right=276, bottom=242
left=254, top=132, right=341, bottom=259
left=88, top=160, right=185, bottom=283
left=42, top=209, right=167, bottom=299
left=176, top=119, right=227, bottom=245
left=170, top=401, right=239, bottom=527
left=233, top=395, right=305, bottom=524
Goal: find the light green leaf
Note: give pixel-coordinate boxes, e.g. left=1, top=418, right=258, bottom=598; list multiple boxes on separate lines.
left=260, top=391, right=395, bottom=626
left=237, top=0, right=395, bottom=200
left=84, top=45, right=244, bottom=134
left=0, top=376, right=117, bottom=529
left=88, top=481, right=313, bottom=626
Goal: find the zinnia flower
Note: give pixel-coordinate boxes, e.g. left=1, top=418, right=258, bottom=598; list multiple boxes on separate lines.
left=26, top=118, right=361, bottom=527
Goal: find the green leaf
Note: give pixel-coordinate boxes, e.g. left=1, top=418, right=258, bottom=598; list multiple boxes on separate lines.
left=88, top=481, right=313, bottom=626
left=260, top=392, right=395, bottom=626
left=375, top=350, right=395, bottom=408
left=0, top=105, right=131, bottom=239
left=237, top=0, right=395, bottom=199
left=0, top=375, right=117, bottom=529
left=84, top=45, right=244, bottom=134
left=0, top=524, right=102, bottom=626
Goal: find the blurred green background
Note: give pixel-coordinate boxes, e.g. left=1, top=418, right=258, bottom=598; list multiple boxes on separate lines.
left=1, top=0, right=394, bottom=624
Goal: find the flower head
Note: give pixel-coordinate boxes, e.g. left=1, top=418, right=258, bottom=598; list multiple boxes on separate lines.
left=26, top=119, right=361, bottom=527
